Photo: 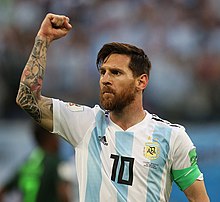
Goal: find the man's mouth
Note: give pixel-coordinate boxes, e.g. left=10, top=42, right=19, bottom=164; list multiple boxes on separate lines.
left=101, top=87, right=115, bottom=95
left=103, top=91, right=113, bottom=94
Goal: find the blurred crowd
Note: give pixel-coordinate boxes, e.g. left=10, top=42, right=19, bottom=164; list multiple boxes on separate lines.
left=0, top=0, right=220, bottom=122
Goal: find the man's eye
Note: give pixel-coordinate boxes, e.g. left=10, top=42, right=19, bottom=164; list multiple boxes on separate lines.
left=112, top=70, right=121, bottom=75
left=99, top=70, right=106, bottom=75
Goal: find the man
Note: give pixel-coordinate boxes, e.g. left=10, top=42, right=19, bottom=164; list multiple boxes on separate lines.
left=16, top=13, right=209, bottom=202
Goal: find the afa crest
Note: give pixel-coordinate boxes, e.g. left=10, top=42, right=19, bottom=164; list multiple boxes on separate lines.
left=144, top=141, right=160, bottom=160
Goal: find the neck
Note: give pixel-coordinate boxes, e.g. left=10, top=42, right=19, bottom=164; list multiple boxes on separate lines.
left=110, top=99, right=146, bottom=131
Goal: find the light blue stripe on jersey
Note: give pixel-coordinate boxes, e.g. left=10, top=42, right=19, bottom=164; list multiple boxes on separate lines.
left=146, top=126, right=172, bottom=202
left=114, top=131, right=134, bottom=202
left=85, top=111, right=108, bottom=202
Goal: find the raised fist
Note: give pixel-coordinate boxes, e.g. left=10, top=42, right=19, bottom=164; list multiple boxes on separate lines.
left=37, top=13, right=72, bottom=43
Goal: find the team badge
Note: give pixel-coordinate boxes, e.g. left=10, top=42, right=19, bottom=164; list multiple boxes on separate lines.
left=67, top=102, right=84, bottom=112
left=144, top=141, right=160, bottom=160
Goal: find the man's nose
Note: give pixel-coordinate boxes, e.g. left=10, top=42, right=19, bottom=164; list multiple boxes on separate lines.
left=101, top=72, right=111, bottom=84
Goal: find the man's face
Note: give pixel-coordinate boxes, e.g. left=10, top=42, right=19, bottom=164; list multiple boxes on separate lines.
left=99, top=54, right=137, bottom=111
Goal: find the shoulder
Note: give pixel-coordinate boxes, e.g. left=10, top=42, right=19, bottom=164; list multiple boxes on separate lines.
left=150, top=114, right=195, bottom=154
left=151, top=114, right=185, bottom=130
left=150, top=113, right=188, bottom=140
left=53, top=98, right=103, bottom=115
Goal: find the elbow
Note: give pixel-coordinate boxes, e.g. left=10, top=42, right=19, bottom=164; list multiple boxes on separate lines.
left=16, top=83, right=31, bottom=109
left=16, top=92, right=21, bottom=107
left=16, top=87, right=27, bottom=109
left=16, top=87, right=24, bottom=108
left=16, top=94, right=20, bottom=106
left=16, top=82, right=23, bottom=108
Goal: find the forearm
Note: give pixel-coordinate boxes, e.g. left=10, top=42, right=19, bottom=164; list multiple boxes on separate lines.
left=16, top=36, right=49, bottom=123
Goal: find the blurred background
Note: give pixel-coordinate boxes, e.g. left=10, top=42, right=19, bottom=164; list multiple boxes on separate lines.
left=0, top=0, right=219, bottom=201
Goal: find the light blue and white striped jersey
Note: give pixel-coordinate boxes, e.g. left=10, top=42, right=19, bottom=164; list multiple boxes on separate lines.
left=52, top=99, right=202, bottom=202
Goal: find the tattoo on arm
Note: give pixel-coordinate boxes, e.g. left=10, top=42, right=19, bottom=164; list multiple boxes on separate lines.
left=22, top=37, right=48, bottom=92
left=17, top=83, right=42, bottom=123
left=17, top=36, right=50, bottom=123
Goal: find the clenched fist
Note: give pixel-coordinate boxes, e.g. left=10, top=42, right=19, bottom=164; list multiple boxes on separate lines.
left=37, top=13, right=72, bottom=43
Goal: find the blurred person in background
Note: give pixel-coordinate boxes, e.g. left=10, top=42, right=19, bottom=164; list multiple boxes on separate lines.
left=0, top=123, right=75, bottom=202
left=15, top=13, right=209, bottom=202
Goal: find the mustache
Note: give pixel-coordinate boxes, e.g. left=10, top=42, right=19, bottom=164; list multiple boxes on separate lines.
left=100, top=86, right=115, bottom=94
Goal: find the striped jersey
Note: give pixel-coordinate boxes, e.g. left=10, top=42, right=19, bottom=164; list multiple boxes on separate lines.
left=52, top=99, right=202, bottom=202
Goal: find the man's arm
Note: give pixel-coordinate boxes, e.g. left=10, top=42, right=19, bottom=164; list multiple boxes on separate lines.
left=184, top=180, right=210, bottom=202
left=16, top=13, right=72, bottom=131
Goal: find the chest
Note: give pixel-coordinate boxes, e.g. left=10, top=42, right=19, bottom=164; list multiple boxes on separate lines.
left=84, top=125, right=173, bottom=181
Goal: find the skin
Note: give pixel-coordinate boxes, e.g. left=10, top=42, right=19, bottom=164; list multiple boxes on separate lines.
left=16, top=13, right=210, bottom=202
left=184, top=180, right=210, bottom=202
left=99, top=53, right=148, bottom=130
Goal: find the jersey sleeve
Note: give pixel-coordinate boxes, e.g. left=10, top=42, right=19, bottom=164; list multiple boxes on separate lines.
left=171, top=127, right=203, bottom=191
left=52, top=99, right=96, bottom=147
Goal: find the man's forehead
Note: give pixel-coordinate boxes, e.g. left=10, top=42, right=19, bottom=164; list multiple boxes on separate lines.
left=102, top=53, right=130, bottom=67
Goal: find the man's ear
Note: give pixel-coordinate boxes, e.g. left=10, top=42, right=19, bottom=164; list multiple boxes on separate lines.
left=136, top=74, right=149, bottom=91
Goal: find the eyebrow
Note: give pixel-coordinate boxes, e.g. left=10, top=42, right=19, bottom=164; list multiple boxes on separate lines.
left=99, top=65, right=123, bottom=71
left=100, top=66, right=125, bottom=74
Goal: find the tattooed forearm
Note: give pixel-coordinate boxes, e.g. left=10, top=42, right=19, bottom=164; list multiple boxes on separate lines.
left=17, top=83, right=42, bottom=123
left=16, top=36, right=49, bottom=122
left=32, top=37, right=48, bottom=64
left=21, top=37, right=49, bottom=92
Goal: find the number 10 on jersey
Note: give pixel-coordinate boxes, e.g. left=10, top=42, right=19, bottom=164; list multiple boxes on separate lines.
left=110, top=154, right=134, bottom=186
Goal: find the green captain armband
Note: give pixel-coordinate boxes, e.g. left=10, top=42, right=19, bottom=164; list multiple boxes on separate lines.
left=172, top=164, right=201, bottom=191
left=172, top=148, right=202, bottom=191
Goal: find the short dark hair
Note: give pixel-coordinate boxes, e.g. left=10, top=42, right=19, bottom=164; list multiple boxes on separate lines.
left=96, top=42, right=151, bottom=77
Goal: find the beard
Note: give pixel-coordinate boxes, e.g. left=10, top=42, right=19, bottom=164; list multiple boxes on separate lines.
left=99, top=82, right=136, bottom=112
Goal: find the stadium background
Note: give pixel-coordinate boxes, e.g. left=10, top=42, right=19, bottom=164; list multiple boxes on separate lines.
left=0, top=0, right=219, bottom=201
